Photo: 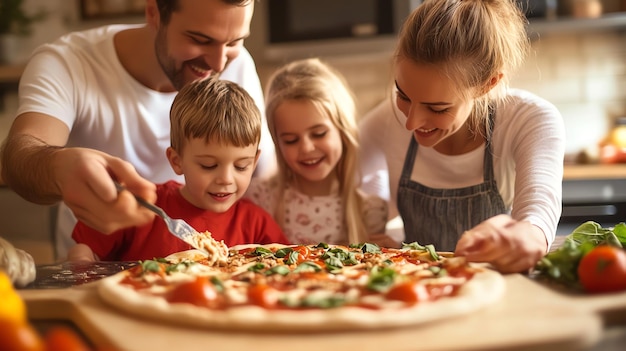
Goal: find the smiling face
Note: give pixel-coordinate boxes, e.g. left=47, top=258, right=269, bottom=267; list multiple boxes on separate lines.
left=273, top=99, right=344, bottom=194
left=151, top=0, right=253, bottom=90
left=394, top=58, right=477, bottom=154
left=167, top=138, right=259, bottom=213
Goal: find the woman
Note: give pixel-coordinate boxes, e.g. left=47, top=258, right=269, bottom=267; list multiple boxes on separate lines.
left=359, top=0, right=565, bottom=273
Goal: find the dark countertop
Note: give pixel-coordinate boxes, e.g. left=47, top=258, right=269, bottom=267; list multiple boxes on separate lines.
left=24, top=261, right=138, bottom=289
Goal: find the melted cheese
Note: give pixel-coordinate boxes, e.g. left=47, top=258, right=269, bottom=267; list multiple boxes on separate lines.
left=186, top=231, right=229, bottom=266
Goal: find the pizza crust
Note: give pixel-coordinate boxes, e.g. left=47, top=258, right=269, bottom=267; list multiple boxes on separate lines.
left=98, top=245, right=505, bottom=331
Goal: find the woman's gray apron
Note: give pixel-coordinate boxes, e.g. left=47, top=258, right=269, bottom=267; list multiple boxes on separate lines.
left=397, top=112, right=506, bottom=251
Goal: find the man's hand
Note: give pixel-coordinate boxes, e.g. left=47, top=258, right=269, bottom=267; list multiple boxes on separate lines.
left=1, top=113, right=157, bottom=234
left=52, top=147, right=157, bottom=234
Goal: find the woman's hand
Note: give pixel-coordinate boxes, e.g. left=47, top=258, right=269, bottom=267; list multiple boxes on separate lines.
left=454, top=214, right=548, bottom=273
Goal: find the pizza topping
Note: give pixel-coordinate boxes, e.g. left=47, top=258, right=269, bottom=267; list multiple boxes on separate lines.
left=167, top=276, right=219, bottom=307
left=117, top=242, right=481, bottom=311
left=247, top=284, right=279, bottom=308
left=386, top=281, right=430, bottom=304
left=185, top=231, right=229, bottom=266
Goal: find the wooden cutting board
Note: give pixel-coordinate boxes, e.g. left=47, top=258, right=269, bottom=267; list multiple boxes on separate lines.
left=19, top=274, right=626, bottom=351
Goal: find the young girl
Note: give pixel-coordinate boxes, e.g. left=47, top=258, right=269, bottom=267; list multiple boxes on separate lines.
left=245, top=58, right=389, bottom=246
left=359, top=0, right=566, bottom=273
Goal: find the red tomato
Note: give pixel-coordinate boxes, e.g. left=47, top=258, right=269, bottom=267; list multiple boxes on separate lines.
left=167, top=276, right=218, bottom=306
left=44, top=326, right=91, bottom=351
left=577, top=245, right=626, bottom=294
left=293, top=246, right=311, bottom=262
left=385, top=282, right=430, bottom=304
left=0, top=319, right=44, bottom=351
left=247, top=284, right=278, bottom=308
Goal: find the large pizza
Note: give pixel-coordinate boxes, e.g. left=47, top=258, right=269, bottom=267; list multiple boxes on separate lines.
left=98, top=237, right=505, bottom=331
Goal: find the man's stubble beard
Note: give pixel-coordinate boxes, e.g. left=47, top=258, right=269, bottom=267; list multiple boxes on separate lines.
left=154, top=26, right=232, bottom=91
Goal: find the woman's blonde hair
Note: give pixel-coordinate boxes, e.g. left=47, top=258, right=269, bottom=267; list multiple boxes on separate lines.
left=170, top=76, right=261, bottom=153
left=395, top=0, right=530, bottom=136
left=264, top=58, right=367, bottom=244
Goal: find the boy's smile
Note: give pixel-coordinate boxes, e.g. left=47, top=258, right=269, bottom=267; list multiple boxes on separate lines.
left=167, top=138, right=259, bottom=213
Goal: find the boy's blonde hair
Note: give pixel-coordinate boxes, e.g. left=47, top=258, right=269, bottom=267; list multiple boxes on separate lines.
left=265, top=58, right=367, bottom=244
left=170, top=77, right=261, bottom=152
left=396, top=0, right=530, bottom=137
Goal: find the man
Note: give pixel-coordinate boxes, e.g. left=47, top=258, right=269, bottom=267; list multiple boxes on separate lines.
left=1, top=0, right=275, bottom=259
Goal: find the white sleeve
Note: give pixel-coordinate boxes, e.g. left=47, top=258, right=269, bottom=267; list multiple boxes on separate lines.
left=358, top=97, right=412, bottom=242
left=494, top=90, right=565, bottom=247
left=221, top=48, right=277, bottom=178
left=17, top=45, right=80, bottom=128
left=360, top=192, right=389, bottom=235
left=358, top=100, right=393, bottom=200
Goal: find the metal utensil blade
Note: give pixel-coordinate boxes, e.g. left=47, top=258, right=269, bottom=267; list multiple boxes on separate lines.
left=113, top=181, right=210, bottom=256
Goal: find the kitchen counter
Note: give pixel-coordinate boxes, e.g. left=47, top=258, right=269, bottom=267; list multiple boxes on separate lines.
left=563, top=163, right=626, bottom=180
left=19, top=275, right=611, bottom=351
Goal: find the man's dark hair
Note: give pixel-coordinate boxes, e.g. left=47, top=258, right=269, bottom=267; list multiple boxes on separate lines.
left=155, top=0, right=253, bottom=25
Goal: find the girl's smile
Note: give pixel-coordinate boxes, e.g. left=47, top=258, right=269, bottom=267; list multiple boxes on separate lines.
left=274, top=99, right=343, bottom=196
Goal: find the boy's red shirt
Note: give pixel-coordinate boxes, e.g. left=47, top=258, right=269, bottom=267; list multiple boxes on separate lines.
left=72, top=180, right=290, bottom=261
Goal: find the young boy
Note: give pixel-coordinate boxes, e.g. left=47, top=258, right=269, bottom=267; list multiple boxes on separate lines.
left=68, top=77, right=289, bottom=261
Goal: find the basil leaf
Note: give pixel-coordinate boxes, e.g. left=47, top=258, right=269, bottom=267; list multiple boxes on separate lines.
left=293, top=261, right=322, bottom=273
left=428, top=266, right=447, bottom=276
left=362, top=243, right=382, bottom=254
left=613, top=223, right=626, bottom=246
left=402, top=242, right=427, bottom=251
left=367, top=266, right=396, bottom=292
left=141, top=260, right=162, bottom=273
left=285, top=251, right=299, bottom=265
left=324, top=256, right=343, bottom=272
left=252, top=247, right=274, bottom=257
left=165, top=261, right=193, bottom=274
left=314, top=242, right=329, bottom=249
left=301, top=295, right=347, bottom=309
left=274, top=247, right=293, bottom=258
left=425, top=244, right=440, bottom=261
left=247, top=263, right=266, bottom=273
left=265, top=265, right=290, bottom=276
left=210, top=276, right=224, bottom=292
left=323, top=248, right=358, bottom=266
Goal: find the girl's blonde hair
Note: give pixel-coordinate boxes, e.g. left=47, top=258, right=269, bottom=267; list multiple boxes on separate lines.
left=395, top=0, right=530, bottom=137
left=170, top=76, right=261, bottom=153
left=265, top=58, right=367, bottom=244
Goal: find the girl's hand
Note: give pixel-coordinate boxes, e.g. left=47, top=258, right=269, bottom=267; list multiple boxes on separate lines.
left=368, top=233, right=400, bottom=248
left=454, top=214, right=548, bottom=273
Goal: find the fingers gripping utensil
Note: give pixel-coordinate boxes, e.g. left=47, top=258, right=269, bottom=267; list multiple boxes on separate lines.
left=113, top=181, right=210, bottom=256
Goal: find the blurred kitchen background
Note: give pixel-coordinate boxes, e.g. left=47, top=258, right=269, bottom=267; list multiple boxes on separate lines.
left=0, top=0, right=625, bottom=263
